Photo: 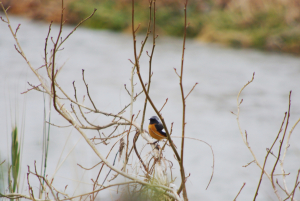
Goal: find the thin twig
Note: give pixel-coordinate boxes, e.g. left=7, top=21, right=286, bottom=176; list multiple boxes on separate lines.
left=185, top=83, right=198, bottom=100
left=124, top=115, right=134, bottom=171
left=0, top=160, right=5, bottom=166
left=82, top=69, right=98, bottom=111
left=234, top=183, right=246, bottom=201
left=46, top=121, right=72, bottom=128
left=44, top=21, right=52, bottom=73
left=124, top=84, right=131, bottom=96
left=159, top=98, right=168, bottom=113
left=242, top=160, right=255, bottom=167
left=173, top=68, right=180, bottom=78
left=77, top=162, right=103, bottom=170
left=133, top=131, right=149, bottom=174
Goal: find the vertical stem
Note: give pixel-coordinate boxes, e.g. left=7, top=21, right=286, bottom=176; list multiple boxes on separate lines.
left=177, top=0, right=188, bottom=200
left=52, top=0, right=65, bottom=117
left=130, top=67, right=135, bottom=118
left=141, top=0, right=156, bottom=131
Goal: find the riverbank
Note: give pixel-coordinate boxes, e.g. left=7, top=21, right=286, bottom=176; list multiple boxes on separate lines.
left=2, top=0, right=300, bottom=55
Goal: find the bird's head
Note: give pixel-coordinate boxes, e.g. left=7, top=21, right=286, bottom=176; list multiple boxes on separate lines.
left=149, top=116, right=160, bottom=124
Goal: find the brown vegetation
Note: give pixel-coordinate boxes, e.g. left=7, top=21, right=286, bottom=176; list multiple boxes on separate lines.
left=1, top=0, right=77, bottom=23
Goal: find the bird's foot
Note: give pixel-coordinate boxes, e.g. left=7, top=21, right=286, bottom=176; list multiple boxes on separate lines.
left=151, top=140, right=160, bottom=149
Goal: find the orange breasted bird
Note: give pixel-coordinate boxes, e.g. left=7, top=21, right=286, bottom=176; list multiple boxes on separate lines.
left=148, top=116, right=167, bottom=141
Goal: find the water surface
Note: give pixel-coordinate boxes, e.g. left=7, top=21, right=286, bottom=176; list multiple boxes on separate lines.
left=1, top=15, right=300, bottom=200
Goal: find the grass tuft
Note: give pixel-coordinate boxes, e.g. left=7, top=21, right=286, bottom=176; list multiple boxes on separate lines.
left=10, top=126, right=20, bottom=193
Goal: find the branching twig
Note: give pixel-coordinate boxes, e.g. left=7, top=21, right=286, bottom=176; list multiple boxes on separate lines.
left=291, top=169, right=300, bottom=200
left=253, top=112, right=287, bottom=200
left=271, top=92, right=291, bottom=193
left=21, top=83, right=42, bottom=95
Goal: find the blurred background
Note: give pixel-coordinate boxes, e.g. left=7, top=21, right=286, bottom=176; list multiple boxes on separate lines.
left=1, top=0, right=300, bottom=54
left=1, top=0, right=300, bottom=200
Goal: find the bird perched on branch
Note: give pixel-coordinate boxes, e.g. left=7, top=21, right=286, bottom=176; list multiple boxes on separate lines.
left=148, top=116, right=167, bottom=141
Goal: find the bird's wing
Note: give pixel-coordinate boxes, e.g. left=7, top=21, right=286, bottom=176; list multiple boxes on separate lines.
left=159, top=130, right=167, bottom=137
left=155, top=123, right=164, bottom=132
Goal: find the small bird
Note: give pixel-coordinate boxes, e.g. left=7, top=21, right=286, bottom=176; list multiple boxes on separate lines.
left=148, top=116, right=167, bottom=141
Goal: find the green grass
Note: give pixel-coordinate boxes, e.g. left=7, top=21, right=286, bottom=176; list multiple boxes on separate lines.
left=0, top=159, right=6, bottom=196
left=67, top=0, right=203, bottom=37
left=10, top=126, right=20, bottom=193
left=199, top=9, right=300, bottom=52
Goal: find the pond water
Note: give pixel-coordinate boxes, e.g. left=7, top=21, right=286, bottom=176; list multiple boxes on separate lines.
left=1, top=15, right=300, bottom=200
